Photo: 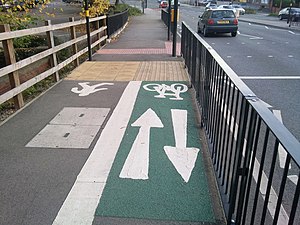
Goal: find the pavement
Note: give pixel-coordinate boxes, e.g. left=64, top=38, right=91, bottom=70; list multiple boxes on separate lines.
left=0, top=5, right=298, bottom=225
left=238, top=12, right=300, bottom=32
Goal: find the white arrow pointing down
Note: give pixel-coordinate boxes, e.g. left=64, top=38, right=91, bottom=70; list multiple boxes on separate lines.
left=164, top=109, right=199, bottom=183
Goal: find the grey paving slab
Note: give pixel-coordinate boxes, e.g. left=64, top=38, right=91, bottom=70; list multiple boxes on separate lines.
left=49, top=107, right=110, bottom=126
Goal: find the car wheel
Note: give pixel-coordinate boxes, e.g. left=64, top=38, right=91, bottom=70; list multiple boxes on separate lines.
left=203, top=27, right=208, bottom=37
left=231, top=32, right=237, bottom=37
left=279, top=15, right=283, bottom=20
left=197, top=24, right=201, bottom=33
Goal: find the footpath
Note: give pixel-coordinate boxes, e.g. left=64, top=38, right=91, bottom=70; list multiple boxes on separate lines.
left=0, top=8, right=224, bottom=225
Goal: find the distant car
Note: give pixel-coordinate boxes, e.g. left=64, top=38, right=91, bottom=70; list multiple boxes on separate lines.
left=218, top=5, right=237, bottom=14
left=278, top=7, right=300, bottom=20
left=159, top=0, right=168, bottom=8
left=197, top=9, right=238, bottom=37
left=231, top=4, right=245, bottom=15
left=171, top=0, right=180, bottom=6
left=205, top=2, right=217, bottom=10
left=198, top=0, right=216, bottom=6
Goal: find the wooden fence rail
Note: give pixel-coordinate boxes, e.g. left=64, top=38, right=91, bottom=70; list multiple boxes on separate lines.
left=0, top=15, right=108, bottom=109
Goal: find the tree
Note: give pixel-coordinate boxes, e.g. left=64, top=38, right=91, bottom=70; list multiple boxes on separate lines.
left=0, top=0, right=52, bottom=30
left=80, top=0, right=110, bottom=17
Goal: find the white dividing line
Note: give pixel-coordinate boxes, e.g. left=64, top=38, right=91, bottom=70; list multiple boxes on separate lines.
left=273, top=110, right=291, bottom=169
left=240, top=76, right=300, bottom=80
left=288, top=31, right=295, bottom=35
left=238, top=32, right=264, bottom=40
left=52, top=81, right=141, bottom=225
left=288, top=175, right=299, bottom=185
left=252, top=155, right=290, bottom=224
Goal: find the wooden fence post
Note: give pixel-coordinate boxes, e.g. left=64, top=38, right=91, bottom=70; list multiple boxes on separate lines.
left=95, top=17, right=102, bottom=49
left=69, top=17, right=79, bottom=67
left=45, top=20, right=59, bottom=82
left=0, top=24, right=24, bottom=109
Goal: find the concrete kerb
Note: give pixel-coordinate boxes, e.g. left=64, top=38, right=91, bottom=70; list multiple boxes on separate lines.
left=238, top=17, right=300, bottom=32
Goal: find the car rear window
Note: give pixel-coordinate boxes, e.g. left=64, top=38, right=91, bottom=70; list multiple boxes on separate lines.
left=211, top=10, right=235, bottom=18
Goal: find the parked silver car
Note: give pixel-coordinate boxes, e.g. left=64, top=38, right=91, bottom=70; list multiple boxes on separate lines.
left=278, top=7, right=300, bottom=20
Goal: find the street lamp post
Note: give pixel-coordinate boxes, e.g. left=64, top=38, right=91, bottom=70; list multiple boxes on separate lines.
left=167, top=0, right=171, bottom=41
left=172, top=0, right=178, bottom=57
left=85, top=0, right=92, bottom=61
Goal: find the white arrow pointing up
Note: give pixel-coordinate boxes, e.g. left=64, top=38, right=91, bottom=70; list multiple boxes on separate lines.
left=119, top=108, right=164, bottom=180
left=164, top=109, right=199, bottom=183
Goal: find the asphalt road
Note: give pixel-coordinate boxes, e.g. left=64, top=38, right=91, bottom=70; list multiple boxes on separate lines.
left=175, top=4, right=300, bottom=144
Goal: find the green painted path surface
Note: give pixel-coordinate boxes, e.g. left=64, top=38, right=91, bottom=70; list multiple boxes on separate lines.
left=95, top=81, right=215, bottom=223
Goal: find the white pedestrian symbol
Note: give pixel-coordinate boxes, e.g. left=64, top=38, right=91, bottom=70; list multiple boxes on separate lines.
left=71, top=82, right=114, bottom=96
left=143, top=83, right=188, bottom=100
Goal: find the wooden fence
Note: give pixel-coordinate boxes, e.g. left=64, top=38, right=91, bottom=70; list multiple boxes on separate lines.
left=0, top=15, right=107, bottom=109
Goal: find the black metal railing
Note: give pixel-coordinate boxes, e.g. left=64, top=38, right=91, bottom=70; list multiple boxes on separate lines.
left=161, top=9, right=169, bottom=27
left=181, top=22, right=300, bottom=225
left=106, top=9, right=129, bottom=37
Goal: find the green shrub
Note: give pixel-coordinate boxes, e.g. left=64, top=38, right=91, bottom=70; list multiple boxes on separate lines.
left=111, top=4, right=142, bottom=16
left=245, top=8, right=257, bottom=14
left=268, top=13, right=279, bottom=16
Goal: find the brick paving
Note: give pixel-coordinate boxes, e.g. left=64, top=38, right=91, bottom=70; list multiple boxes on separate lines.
left=96, top=42, right=181, bottom=56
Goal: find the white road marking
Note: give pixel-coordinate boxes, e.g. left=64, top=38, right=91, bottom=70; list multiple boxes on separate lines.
left=227, top=56, right=232, bottom=58
left=52, top=81, right=141, bottom=225
left=288, top=55, right=294, bottom=58
left=238, top=33, right=263, bottom=40
left=265, top=26, right=269, bottom=29
left=247, top=55, right=252, bottom=58
left=119, top=108, right=164, bottom=180
left=71, top=82, right=114, bottom=96
left=268, top=55, right=274, bottom=58
left=288, top=175, right=299, bottom=185
left=257, top=42, right=260, bottom=44
left=240, top=76, right=300, bottom=80
left=164, top=109, right=199, bottom=183
left=288, top=31, right=295, bottom=35
left=143, top=83, right=188, bottom=101
left=252, top=155, right=289, bottom=224
left=273, top=110, right=291, bottom=169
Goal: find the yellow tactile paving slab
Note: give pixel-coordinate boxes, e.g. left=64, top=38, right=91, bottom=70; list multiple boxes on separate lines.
left=65, top=61, right=189, bottom=81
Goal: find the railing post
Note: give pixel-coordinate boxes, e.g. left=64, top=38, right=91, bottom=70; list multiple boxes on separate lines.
left=69, top=17, right=80, bottom=67
left=0, top=24, right=24, bottom=109
left=103, top=15, right=107, bottom=38
left=45, top=20, right=59, bottom=82
left=97, top=16, right=106, bottom=47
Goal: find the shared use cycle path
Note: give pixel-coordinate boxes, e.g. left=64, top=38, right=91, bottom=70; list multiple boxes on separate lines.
left=0, top=8, right=224, bottom=225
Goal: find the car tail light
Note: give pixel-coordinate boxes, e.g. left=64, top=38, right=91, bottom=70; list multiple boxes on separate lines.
left=233, top=18, right=238, bottom=25
left=208, top=19, right=214, bottom=25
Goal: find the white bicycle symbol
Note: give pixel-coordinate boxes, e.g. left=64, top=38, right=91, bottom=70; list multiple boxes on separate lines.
left=143, top=83, right=188, bottom=100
